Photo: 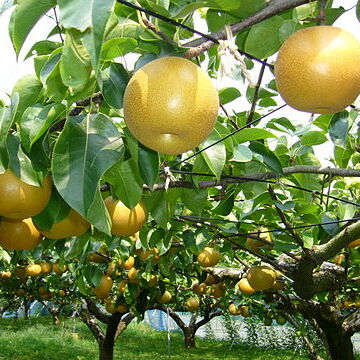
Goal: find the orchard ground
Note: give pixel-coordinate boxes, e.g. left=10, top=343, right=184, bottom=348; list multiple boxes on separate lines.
left=0, top=316, right=322, bottom=360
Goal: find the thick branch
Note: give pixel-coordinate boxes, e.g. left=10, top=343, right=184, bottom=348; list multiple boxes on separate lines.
left=183, top=0, right=310, bottom=57
left=343, top=310, right=360, bottom=336
left=115, top=312, right=136, bottom=339
left=150, top=166, right=360, bottom=191
left=193, top=309, right=222, bottom=331
left=315, top=221, right=360, bottom=264
left=79, top=306, right=105, bottom=344
left=83, top=296, right=111, bottom=324
left=205, top=266, right=245, bottom=281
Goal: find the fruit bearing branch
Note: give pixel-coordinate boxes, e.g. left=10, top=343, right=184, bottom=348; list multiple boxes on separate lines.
left=116, top=0, right=271, bottom=67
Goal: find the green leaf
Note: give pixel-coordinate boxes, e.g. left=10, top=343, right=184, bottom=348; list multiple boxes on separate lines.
left=58, top=0, right=116, bottom=72
left=245, top=16, right=284, bottom=58
left=219, top=87, right=241, bottom=105
left=0, top=94, right=19, bottom=172
left=138, top=143, right=159, bottom=189
left=32, top=190, right=71, bottom=230
left=334, top=145, right=352, bottom=168
left=101, top=63, right=129, bottom=109
left=52, top=113, right=124, bottom=234
left=321, top=214, right=339, bottom=236
left=192, top=155, right=213, bottom=188
left=234, top=128, right=276, bottom=144
left=267, top=117, right=296, bottom=133
left=231, top=144, right=252, bottom=162
left=25, top=40, right=62, bottom=59
left=64, top=234, right=90, bottom=259
left=181, top=188, right=208, bottom=215
left=60, top=30, right=92, bottom=95
left=249, top=141, right=283, bottom=174
left=357, top=0, right=360, bottom=22
left=300, top=131, right=327, bottom=146
left=213, top=193, right=235, bottom=216
left=8, top=0, right=56, bottom=55
left=12, top=75, right=43, bottom=122
left=19, top=103, right=66, bottom=152
left=205, top=0, right=266, bottom=18
left=312, top=114, right=333, bottom=131
left=199, top=128, right=226, bottom=180
left=105, top=159, right=143, bottom=209
left=172, top=2, right=207, bottom=18
left=84, top=264, right=104, bottom=287
left=40, top=49, right=68, bottom=101
left=147, top=190, right=176, bottom=229
left=101, top=38, right=138, bottom=61
left=7, top=134, right=44, bottom=185
left=206, top=9, right=238, bottom=32
left=329, top=111, right=349, bottom=148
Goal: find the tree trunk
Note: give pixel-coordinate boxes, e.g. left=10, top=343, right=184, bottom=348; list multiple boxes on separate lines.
left=52, top=312, right=60, bottom=325
left=23, top=300, right=30, bottom=319
left=184, top=327, right=196, bottom=348
left=98, top=314, right=122, bottom=360
left=316, top=319, right=354, bottom=360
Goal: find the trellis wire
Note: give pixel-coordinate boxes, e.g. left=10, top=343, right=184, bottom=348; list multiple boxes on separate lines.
left=170, top=104, right=287, bottom=169
left=169, top=170, right=360, bottom=208
left=176, top=214, right=360, bottom=239
left=117, top=0, right=271, bottom=67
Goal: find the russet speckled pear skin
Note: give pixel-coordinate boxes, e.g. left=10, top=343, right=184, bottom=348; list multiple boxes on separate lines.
left=275, top=26, right=360, bottom=114
left=123, top=57, right=219, bottom=154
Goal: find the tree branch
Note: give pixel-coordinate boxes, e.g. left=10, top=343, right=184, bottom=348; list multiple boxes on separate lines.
left=115, top=312, right=136, bottom=339
left=343, top=309, right=360, bottom=336
left=183, top=0, right=310, bottom=58
left=83, top=296, right=111, bottom=324
left=79, top=305, right=105, bottom=344
left=149, top=166, right=360, bottom=191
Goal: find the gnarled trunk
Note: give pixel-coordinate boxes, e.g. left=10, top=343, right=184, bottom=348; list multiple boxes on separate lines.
left=98, top=314, right=122, bottom=360
left=184, top=327, right=196, bottom=348
left=317, top=319, right=354, bottom=360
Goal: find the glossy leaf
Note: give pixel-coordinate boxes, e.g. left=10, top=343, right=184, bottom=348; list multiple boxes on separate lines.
left=138, top=143, right=159, bottom=189
left=329, top=111, right=349, bottom=148
left=19, top=103, right=66, bottom=152
left=300, top=131, right=328, bottom=146
left=105, top=159, right=143, bottom=209
left=8, top=0, right=56, bottom=55
left=200, top=128, right=226, bottom=180
left=60, top=30, right=92, bottom=95
left=7, top=134, right=43, bottom=185
left=101, top=38, right=138, bottom=61
left=25, top=40, right=62, bottom=59
left=231, top=144, right=252, bottom=162
left=12, top=75, right=43, bottom=122
left=101, top=63, right=129, bottom=109
left=52, top=113, right=124, bottom=234
left=181, top=188, right=208, bottom=215
left=245, top=16, right=284, bottom=58
left=219, top=87, right=241, bottom=105
left=58, top=0, right=116, bottom=72
left=32, top=190, right=71, bottom=230
left=0, top=94, right=19, bottom=172
left=249, top=141, right=283, bottom=174
left=234, top=128, right=276, bottom=144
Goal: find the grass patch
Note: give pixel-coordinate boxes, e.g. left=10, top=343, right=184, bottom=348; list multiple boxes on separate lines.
left=0, top=316, right=332, bottom=360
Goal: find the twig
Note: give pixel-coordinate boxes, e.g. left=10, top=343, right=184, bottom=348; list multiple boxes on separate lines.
left=268, top=185, right=303, bottom=247
left=183, top=0, right=310, bottom=58
left=247, top=59, right=267, bottom=124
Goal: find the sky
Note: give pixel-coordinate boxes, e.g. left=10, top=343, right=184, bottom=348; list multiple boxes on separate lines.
left=0, top=0, right=358, bottom=163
